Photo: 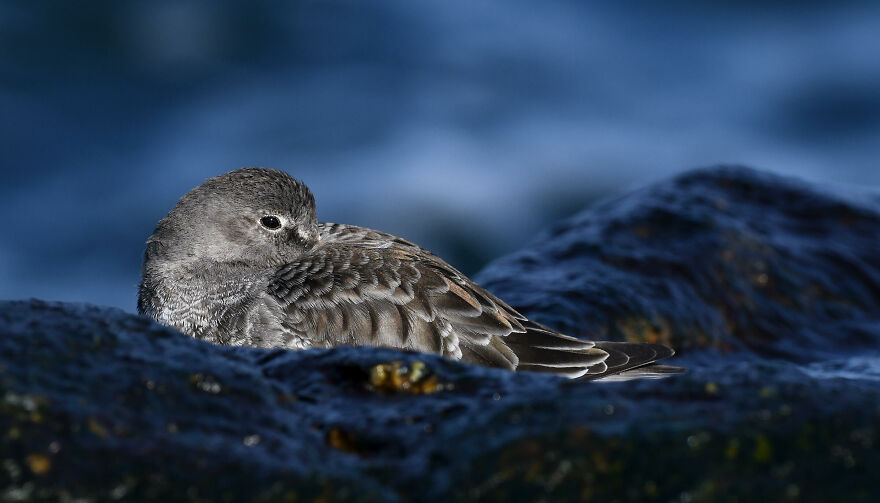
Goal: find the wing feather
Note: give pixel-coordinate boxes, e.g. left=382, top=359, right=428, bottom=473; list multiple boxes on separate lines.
left=259, top=223, right=680, bottom=379
left=266, top=234, right=522, bottom=361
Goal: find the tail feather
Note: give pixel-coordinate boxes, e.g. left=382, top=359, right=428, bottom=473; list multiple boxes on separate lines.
left=516, top=363, right=599, bottom=379
left=583, top=342, right=682, bottom=381
left=504, top=326, right=683, bottom=381
left=504, top=325, right=595, bottom=350
left=591, top=364, right=685, bottom=382
left=506, top=344, right=608, bottom=368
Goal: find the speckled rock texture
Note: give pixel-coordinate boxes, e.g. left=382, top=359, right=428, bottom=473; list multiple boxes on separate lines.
left=2, top=167, right=879, bottom=502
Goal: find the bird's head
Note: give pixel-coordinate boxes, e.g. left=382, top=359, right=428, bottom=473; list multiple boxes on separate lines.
left=144, top=167, right=319, bottom=269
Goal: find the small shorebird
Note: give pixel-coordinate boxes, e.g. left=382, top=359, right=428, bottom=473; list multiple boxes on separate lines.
left=138, top=168, right=680, bottom=380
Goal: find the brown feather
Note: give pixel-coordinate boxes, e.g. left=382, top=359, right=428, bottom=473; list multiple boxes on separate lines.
left=260, top=222, right=681, bottom=380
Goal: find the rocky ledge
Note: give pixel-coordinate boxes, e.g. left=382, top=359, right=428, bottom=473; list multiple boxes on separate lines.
left=2, top=167, right=879, bottom=502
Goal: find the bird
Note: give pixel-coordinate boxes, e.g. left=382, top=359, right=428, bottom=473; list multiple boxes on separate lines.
left=138, top=168, right=681, bottom=380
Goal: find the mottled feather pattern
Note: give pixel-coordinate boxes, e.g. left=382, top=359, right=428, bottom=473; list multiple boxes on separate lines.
left=260, top=223, right=654, bottom=377
left=265, top=230, right=507, bottom=360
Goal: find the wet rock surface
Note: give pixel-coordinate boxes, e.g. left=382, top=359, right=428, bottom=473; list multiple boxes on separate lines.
left=3, top=167, right=880, bottom=502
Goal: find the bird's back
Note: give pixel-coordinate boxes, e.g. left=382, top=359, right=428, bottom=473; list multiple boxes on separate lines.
left=254, top=222, right=681, bottom=380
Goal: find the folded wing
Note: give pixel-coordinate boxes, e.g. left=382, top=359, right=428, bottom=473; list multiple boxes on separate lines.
left=261, top=223, right=681, bottom=380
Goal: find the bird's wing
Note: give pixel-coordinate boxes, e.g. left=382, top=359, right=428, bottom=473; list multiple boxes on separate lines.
left=317, top=222, right=422, bottom=249
left=265, top=223, right=679, bottom=380
left=265, top=241, right=532, bottom=368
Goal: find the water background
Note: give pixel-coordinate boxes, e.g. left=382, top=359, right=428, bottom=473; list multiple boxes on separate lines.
left=2, top=1, right=879, bottom=311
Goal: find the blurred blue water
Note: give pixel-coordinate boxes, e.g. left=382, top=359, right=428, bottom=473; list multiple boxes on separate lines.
left=1, top=1, right=879, bottom=311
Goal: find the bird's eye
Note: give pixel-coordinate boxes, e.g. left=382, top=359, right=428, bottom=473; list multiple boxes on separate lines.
left=260, top=215, right=282, bottom=230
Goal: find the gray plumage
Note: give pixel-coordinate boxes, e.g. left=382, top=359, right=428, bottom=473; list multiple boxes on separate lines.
left=138, top=168, right=681, bottom=380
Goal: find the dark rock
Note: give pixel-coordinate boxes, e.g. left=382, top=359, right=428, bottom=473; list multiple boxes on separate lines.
left=2, top=167, right=880, bottom=502
left=477, top=166, right=880, bottom=361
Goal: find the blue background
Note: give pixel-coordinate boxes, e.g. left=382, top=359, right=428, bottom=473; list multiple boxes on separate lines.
left=2, top=1, right=879, bottom=311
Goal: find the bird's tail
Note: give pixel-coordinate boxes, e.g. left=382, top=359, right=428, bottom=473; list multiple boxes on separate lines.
left=506, top=323, right=684, bottom=380
left=582, top=341, right=685, bottom=381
